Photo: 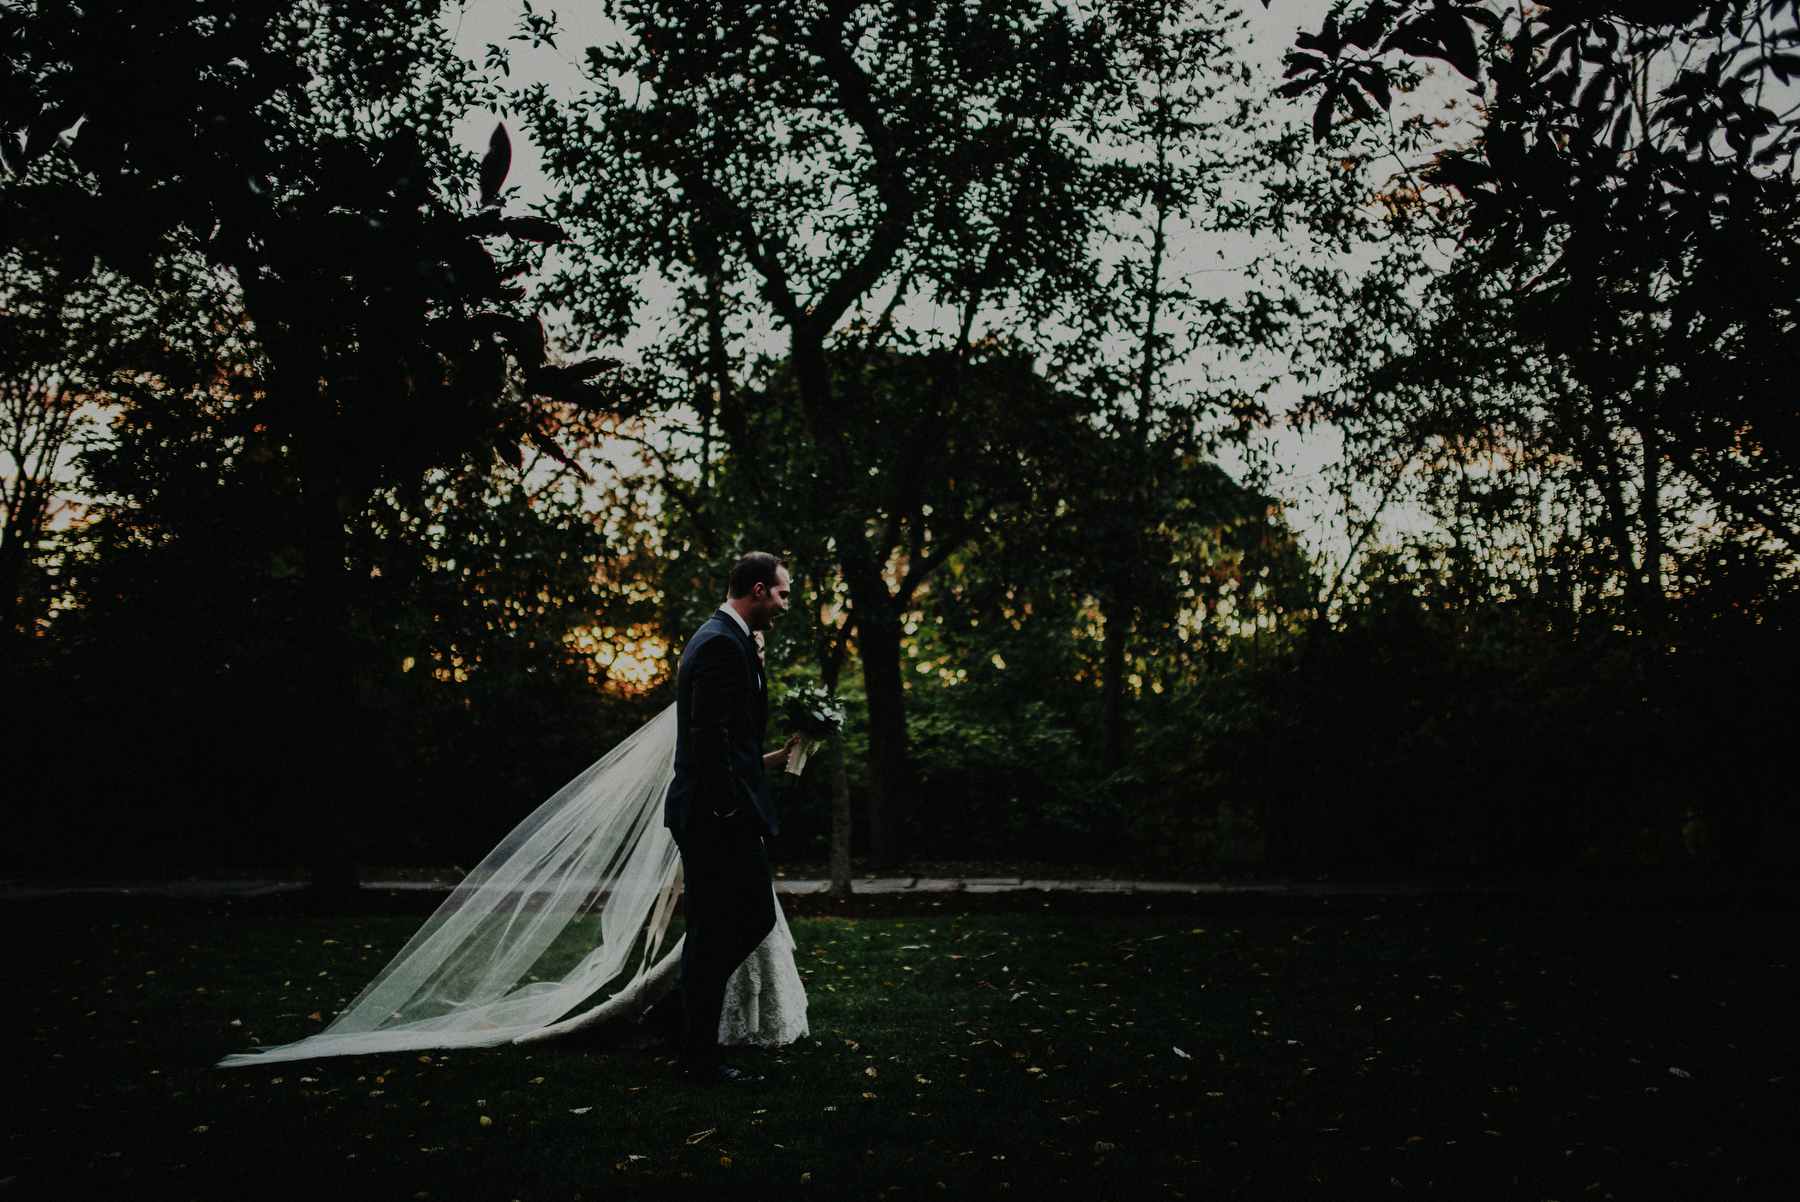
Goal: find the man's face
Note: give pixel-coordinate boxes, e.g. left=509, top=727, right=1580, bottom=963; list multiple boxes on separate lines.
left=747, top=567, right=792, bottom=631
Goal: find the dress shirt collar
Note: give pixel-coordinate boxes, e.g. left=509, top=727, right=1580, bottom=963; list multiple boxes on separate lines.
left=719, top=603, right=751, bottom=639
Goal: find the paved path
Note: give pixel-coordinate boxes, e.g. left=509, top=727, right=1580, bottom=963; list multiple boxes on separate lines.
left=774, top=876, right=1485, bottom=895
left=0, top=874, right=1574, bottom=902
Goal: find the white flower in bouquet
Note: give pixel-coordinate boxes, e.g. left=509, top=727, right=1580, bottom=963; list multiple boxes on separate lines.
left=777, top=683, right=847, bottom=777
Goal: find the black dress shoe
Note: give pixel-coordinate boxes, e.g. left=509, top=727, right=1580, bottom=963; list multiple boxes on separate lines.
left=680, top=1063, right=766, bottom=1089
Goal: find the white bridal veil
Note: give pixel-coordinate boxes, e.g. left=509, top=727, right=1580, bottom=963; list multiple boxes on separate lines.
left=218, top=704, right=803, bottom=1069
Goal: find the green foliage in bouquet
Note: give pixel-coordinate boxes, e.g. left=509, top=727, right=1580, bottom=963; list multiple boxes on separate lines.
left=780, top=683, right=848, bottom=741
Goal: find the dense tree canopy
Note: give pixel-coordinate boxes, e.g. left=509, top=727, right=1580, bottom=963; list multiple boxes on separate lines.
left=520, top=0, right=1291, bottom=865
left=1, top=0, right=626, bottom=884
left=0, top=0, right=1793, bottom=878
left=1279, top=0, right=1800, bottom=568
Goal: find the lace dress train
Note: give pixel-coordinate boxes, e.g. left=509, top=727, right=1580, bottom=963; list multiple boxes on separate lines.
left=719, top=893, right=809, bottom=1046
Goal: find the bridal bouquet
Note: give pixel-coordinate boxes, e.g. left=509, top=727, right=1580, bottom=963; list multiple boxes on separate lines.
left=779, top=684, right=846, bottom=777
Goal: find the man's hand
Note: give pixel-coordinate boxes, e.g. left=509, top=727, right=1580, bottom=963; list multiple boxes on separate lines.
left=763, top=733, right=803, bottom=771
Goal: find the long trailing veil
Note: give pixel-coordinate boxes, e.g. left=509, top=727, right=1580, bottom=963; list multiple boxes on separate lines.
left=218, top=704, right=807, bottom=1068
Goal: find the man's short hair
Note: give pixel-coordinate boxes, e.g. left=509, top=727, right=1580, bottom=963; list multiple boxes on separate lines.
left=727, top=551, right=787, bottom=598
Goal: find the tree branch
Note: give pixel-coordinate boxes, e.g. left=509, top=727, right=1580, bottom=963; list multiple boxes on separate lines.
left=801, top=3, right=918, bottom=330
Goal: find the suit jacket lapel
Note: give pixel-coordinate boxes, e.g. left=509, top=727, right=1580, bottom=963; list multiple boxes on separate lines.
left=756, top=654, right=768, bottom=731
left=714, top=607, right=764, bottom=701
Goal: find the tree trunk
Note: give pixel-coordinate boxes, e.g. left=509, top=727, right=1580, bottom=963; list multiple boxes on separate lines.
left=0, top=475, right=48, bottom=641
left=299, top=476, right=362, bottom=895
left=0, top=377, right=77, bottom=646
left=817, top=618, right=855, bottom=898
left=827, top=732, right=853, bottom=897
left=790, top=321, right=917, bottom=870
left=855, top=608, right=911, bottom=871
left=1588, top=413, right=1641, bottom=592
left=1101, top=601, right=1130, bottom=769
left=241, top=266, right=365, bottom=895
left=1639, top=420, right=1662, bottom=613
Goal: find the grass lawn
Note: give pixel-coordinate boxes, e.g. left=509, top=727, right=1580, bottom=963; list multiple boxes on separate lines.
left=6, top=891, right=1793, bottom=1200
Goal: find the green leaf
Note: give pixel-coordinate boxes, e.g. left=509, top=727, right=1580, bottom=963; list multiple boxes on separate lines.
left=479, top=124, right=511, bottom=208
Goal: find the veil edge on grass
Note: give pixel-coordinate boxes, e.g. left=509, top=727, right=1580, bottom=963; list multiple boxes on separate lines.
left=218, top=705, right=683, bottom=1068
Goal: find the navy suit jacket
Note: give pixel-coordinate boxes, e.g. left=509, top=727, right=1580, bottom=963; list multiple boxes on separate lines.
left=665, top=608, right=779, bottom=835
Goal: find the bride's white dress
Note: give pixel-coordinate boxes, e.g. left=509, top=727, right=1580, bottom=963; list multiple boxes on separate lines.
left=719, top=906, right=808, bottom=1046
left=218, top=705, right=807, bottom=1068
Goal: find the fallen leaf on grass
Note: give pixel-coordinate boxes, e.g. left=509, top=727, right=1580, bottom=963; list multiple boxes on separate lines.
left=1669, top=1067, right=1691, bottom=1078
left=720, top=1156, right=733, bottom=1168
left=479, top=1117, right=492, bottom=1127
left=1173, top=1047, right=1191, bottom=1059
left=1094, top=1142, right=1114, bottom=1152
left=1060, top=1115, right=1081, bottom=1126
left=306, top=1013, right=323, bottom=1022
left=686, top=1128, right=717, bottom=1145
left=570, top=1107, right=592, bottom=1115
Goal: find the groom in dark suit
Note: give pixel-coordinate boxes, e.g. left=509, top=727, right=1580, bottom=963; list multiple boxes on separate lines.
left=661, top=551, right=798, bottom=1087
